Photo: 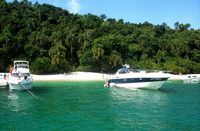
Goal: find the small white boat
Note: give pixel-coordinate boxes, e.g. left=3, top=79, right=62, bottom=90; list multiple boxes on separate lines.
left=0, top=73, right=9, bottom=88
left=7, top=61, right=33, bottom=91
left=105, top=66, right=170, bottom=90
left=181, top=75, right=199, bottom=83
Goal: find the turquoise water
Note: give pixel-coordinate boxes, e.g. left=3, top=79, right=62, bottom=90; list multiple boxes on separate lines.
left=0, top=81, right=200, bottom=130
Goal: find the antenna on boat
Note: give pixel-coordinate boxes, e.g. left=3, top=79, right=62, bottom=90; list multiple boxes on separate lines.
left=119, top=57, right=123, bottom=67
left=119, top=57, right=130, bottom=68
left=20, top=83, right=39, bottom=99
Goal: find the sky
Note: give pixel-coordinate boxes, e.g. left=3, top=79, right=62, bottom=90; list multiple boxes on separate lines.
left=6, top=0, right=200, bottom=29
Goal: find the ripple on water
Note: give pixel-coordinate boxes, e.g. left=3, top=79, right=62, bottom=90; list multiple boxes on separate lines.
left=0, top=81, right=200, bottom=130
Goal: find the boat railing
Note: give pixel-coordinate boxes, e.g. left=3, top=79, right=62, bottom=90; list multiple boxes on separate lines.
left=116, top=67, right=171, bottom=75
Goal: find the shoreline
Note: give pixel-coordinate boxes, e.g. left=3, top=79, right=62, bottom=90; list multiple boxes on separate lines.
left=32, top=72, right=200, bottom=82
left=32, top=72, right=112, bottom=82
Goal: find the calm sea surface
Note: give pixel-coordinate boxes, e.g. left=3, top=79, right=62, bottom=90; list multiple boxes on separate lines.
left=0, top=81, right=200, bottom=130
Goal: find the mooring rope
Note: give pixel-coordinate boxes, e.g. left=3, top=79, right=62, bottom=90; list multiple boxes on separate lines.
left=20, top=83, right=39, bottom=99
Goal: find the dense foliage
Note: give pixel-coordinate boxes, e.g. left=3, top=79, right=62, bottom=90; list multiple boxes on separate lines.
left=0, top=0, right=200, bottom=74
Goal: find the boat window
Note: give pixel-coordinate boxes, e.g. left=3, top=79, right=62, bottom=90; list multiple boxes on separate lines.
left=129, top=69, right=141, bottom=73
left=11, top=73, right=30, bottom=77
left=12, top=73, right=18, bottom=77
left=118, top=68, right=130, bottom=74
left=22, top=73, right=30, bottom=76
left=17, top=65, right=28, bottom=68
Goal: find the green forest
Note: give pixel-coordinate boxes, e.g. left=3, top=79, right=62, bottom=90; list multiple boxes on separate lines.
left=0, top=0, right=200, bottom=74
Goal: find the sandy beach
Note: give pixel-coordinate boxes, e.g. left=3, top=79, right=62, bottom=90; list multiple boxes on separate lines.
left=32, top=72, right=200, bottom=82
left=32, top=72, right=112, bottom=81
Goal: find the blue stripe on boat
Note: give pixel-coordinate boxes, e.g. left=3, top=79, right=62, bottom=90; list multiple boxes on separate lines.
left=108, top=78, right=168, bottom=84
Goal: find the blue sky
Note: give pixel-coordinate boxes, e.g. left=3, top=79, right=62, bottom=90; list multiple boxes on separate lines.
left=6, top=0, right=200, bottom=29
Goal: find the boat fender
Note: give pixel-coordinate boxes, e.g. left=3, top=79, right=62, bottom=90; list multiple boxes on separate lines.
left=108, top=82, right=110, bottom=87
left=9, top=67, right=13, bottom=73
left=104, top=81, right=110, bottom=87
left=24, top=75, right=27, bottom=80
left=6, top=74, right=9, bottom=79
left=3, top=74, right=7, bottom=80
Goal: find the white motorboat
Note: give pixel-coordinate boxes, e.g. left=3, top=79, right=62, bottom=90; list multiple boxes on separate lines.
left=105, top=66, right=170, bottom=90
left=0, top=73, right=9, bottom=88
left=8, top=61, right=33, bottom=91
left=181, top=75, right=199, bottom=83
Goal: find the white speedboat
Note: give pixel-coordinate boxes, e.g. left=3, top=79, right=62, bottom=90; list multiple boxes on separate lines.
left=181, top=75, right=199, bottom=83
left=8, top=61, right=33, bottom=91
left=105, top=67, right=170, bottom=90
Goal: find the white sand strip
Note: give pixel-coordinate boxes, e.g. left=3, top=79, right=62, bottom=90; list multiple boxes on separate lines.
left=32, top=72, right=112, bottom=81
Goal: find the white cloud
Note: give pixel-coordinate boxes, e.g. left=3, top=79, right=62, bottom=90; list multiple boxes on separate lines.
left=69, top=0, right=80, bottom=14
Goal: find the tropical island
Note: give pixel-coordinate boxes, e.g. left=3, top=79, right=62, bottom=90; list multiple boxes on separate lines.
left=0, top=0, right=200, bottom=75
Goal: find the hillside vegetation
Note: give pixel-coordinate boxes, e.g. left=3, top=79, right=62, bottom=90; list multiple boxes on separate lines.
left=0, top=0, right=200, bottom=74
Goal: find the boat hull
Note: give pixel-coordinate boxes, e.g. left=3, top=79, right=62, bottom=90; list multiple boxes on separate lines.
left=0, top=80, right=7, bottom=88
left=106, top=77, right=169, bottom=90
left=8, top=80, right=32, bottom=91
left=0, top=73, right=9, bottom=88
left=109, top=81, right=166, bottom=90
left=181, top=75, right=199, bottom=84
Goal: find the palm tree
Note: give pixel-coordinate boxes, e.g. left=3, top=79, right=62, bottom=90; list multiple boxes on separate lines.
left=34, top=2, right=41, bottom=21
left=65, top=31, right=76, bottom=62
left=48, top=42, right=66, bottom=66
left=78, top=29, right=94, bottom=51
left=109, top=50, right=121, bottom=68
left=92, top=45, right=104, bottom=61
left=50, top=31, right=62, bottom=46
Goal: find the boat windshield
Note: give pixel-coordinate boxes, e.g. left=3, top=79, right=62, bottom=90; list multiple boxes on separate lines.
left=118, top=68, right=130, bottom=74
left=117, top=68, right=143, bottom=74
left=129, top=68, right=141, bottom=73
left=12, top=73, right=30, bottom=77
left=17, top=65, right=29, bottom=68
